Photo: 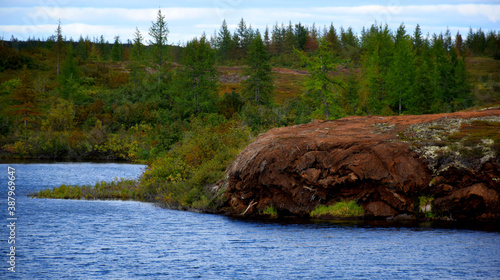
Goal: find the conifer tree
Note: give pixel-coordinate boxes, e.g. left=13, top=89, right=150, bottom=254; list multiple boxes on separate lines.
left=271, top=23, right=284, bottom=55
left=264, top=26, right=271, bottom=51
left=54, top=19, right=63, bottom=75
left=243, top=31, right=274, bottom=105
left=111, top=36, right=123, bottom=61
left=131, top=27, right=145, bottom=62
left=387, top=24, right=415, bottom=114
left=130, top=28, right=146, bottom=87
left=149, top=9, right=169, bottom=94
left=76, top=35, right=88, bottom=62
left=216, top=20, right=232, bottom=62
left=325, top=24, right=341, bottom=55
left=177, top=35, right=219, bottom=116
left=294, top=22, right=308, bottom=51
left=298, top=38, right=344, bottom=119
left=9, top=66, right=41, bottom=128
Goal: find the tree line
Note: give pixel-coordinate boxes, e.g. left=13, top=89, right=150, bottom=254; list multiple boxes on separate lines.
left=0, top=10, right=499, bottom=162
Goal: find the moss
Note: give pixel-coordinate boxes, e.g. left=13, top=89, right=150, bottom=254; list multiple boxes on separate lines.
left=261, top=205, right=278, bottom=217
left=310, top=200, right=364, bottom=218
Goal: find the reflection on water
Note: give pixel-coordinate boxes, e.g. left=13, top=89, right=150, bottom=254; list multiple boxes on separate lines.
left=1, top=163, right=499, bottom=279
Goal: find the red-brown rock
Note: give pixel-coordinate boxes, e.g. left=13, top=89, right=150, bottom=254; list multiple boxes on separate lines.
left=225, top=109, right=500, bottom=220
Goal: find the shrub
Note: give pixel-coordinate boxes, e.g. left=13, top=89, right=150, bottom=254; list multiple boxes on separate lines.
left=139, top=117, right=253, bottom=210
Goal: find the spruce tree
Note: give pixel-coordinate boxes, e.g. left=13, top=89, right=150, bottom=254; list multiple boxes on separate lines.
left=243, top=31, right=274, bottom=105
left=298, top=38, right=345, bottom=119
left=177, top=35, right=219, bottom=116
left=216, top=20, right=232, bottom=62
left=54, top=19, right=63, bottom=75
left=149, top=9, right=169, bottom=94
left=111, top=36, right=123, bottom=61
left=387, top=24, right=415, bottom=114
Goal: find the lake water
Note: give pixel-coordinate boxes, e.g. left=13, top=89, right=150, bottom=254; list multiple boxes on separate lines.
left=1, top=163, right=500, bottom=279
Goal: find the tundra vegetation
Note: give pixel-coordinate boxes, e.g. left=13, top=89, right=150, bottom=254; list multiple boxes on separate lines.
left=4, top=10, right=500, bottom=211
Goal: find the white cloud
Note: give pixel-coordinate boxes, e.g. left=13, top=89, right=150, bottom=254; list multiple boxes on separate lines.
left=1, top=4, right=499, bottom=42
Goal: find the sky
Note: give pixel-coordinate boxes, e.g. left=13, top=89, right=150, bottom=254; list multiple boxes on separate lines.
left=0, top=0, right=499, bottom=45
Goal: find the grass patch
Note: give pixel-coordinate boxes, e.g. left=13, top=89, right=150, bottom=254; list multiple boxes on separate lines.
left=310, top=200, right=364, bottom=218
left=261, top=205, right=278, bottom=217
left=32, top=179, right=144, bottom=200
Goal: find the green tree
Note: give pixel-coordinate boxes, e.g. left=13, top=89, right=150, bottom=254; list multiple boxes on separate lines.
left=54, top=19, right=63, bottom=75
left=283, top=21, right=297, bottom=54
left=176, top=35, right=219, bottom=117
left=294, top=22, right=308, bottom=51
left=59, top=43, right=81, bottom=100
left=216, top=20, right=233, bottom=62
left=325, top=24, right=341, bottom=55
left=411, top=25, right=435, bottom=114
left=343, top=63, right=360, bottom=115
left=298, top=38, right=345, bottom=119
left=270, top=22, right=284, bottom=55
left=149, top=9, right=169, bottom=94
left=9, top=66, right=41, bottom=128
left=387, top=24, right=415, bottom=114
left=360, top=24, right=393, bottom=114
left=111, top=36, right=123, bottom=61
left=76, top=35, right=88, bottom=62
left=242, top=31, right=274, bottom=105
left=98, top=35, right=110, bottom=61
left=42, top=98, right=75, bottom=131
left=131, top=27, right=145, bottom=61
left=129, top=27, right=146, bottom=89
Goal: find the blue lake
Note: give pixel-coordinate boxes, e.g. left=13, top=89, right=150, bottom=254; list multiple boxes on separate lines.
left=1, top=163, right=499, bottom=279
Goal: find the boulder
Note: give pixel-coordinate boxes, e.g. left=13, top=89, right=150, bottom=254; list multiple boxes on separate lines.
left=225, top=109, right=500, bottom=220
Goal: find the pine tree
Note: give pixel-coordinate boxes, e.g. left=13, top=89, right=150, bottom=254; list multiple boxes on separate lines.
left=149, top=9, right=169, bottom=94
left=243, top=31, right=274, bottom=105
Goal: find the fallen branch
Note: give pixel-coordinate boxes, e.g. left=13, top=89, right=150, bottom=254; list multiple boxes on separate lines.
left=241, top=200, right=258, bottom=215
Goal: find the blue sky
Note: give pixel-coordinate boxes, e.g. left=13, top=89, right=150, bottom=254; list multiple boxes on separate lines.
left=1, top=0, right=499, bottom=45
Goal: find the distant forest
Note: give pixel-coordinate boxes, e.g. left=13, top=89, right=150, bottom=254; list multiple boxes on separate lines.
left=1, top=11, right=499, bottom=163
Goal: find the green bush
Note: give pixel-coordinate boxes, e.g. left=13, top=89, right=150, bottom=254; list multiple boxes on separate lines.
left=139, top=117, right=252, bottom=210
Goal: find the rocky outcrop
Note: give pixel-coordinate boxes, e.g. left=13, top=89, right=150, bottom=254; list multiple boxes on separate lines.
left=225, top=108, right=500, bottom=220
